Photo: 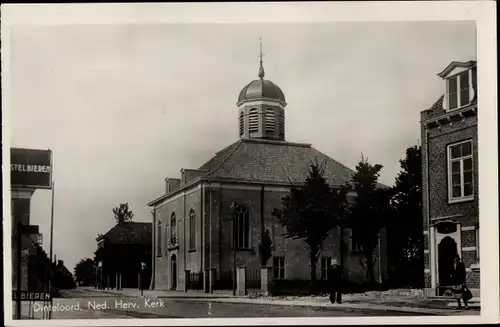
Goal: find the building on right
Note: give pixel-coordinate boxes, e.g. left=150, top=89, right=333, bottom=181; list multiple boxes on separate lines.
left=420, top=60, right=479, bottom=298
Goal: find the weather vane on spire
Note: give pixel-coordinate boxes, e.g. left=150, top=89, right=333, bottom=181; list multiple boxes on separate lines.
left=258, top=37, right=265, bottom=79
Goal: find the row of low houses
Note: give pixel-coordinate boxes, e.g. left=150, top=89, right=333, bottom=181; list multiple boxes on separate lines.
left=94, top=59, right=479, bottom=299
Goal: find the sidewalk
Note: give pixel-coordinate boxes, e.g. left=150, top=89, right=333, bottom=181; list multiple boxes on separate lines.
left=93, top=288, right=479, bottom=316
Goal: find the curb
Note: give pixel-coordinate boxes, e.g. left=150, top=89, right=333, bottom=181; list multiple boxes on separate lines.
left=91, top=289, right=474, bottom=316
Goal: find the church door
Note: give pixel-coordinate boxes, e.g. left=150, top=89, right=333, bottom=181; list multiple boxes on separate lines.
left=170, top=254, right=177, bottom=290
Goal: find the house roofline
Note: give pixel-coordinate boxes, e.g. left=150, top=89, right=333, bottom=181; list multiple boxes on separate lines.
left=437, top=60, right=476, bottom=78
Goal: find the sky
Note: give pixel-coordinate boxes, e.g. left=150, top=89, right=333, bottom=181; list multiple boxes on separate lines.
left=8, top=21, right=476, bottom=271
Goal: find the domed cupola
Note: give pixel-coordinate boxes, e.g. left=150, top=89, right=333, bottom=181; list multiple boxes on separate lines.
left=237, top=39, right=287, bottom=141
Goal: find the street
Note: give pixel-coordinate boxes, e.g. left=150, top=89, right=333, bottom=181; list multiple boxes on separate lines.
left=16, top=288, right=423, bottom=319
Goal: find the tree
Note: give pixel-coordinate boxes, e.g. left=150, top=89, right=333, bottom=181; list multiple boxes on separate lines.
left=113, top=203, right=134, bottom=224
left=347, top=155, right=390, bottom=283
left=272, top=164, right=348, bottom=282
left=74, top=258, right=96, bottom=286
left=258, top=229, right=273, bottom=267
left=388, top=145, right=424, bottom=287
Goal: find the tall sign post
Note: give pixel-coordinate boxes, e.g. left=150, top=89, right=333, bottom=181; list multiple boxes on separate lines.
left=140, top=262, right=146, bottom=296
left=11, top=148, right=53, bottom=320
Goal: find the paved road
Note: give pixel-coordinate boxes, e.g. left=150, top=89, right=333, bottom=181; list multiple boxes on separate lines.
left=15, top=288, right=422, bottom=319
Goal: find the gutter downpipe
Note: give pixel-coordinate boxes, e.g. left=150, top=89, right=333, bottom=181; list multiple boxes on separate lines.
left=201, top=182, right=204, bottom=275
left=425, top=127, right=435, bottom=294
left=149, top=207, right=156, bottom=290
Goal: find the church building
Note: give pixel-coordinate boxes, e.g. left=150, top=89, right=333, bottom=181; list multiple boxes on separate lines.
left=147, top=51, right=389, bottom=291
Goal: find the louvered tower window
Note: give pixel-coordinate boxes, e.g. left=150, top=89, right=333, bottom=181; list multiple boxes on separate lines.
left=239, top=112, right=244, bottom=136
left=265, top=108, right=276, bottom=133
left=248, top=108, right=259, bottom=133
left=279, top=114, right=285, bottom=137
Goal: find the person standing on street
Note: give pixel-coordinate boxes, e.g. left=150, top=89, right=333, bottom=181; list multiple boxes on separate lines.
left=450, top=255, right=469, bottom=310
left=328, top=259, right=343, bottom=304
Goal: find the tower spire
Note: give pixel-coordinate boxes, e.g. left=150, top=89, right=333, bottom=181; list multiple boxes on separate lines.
left=258, top=37, right=265, bottom=79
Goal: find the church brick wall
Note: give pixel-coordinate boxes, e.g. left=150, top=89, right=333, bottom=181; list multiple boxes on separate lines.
left=153, top=183, right=390, bottom=288
left=154, top=187, right=202, bottom=291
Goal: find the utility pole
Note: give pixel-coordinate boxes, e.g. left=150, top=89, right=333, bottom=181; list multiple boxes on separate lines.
left=16, top=222, right=23, bottom=319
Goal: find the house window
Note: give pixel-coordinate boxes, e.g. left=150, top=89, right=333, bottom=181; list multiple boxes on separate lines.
left=189, top=209, right=196, bottom=250
left=350, top=230, right=363, bottom=252
left=273, top=256, right=285, bottom=279
left=157, top=221, right=162, bottom=257
left=448, top=140, right=474, bottom=202
left=447, top=68, right=476, bottom=110
left=265, top=108, right=276, bottom=133
left=234, top=205, right=250, bottom=249
left=170, top=213, right=177, bottom=245
left=239, top=112, right=244, bottom=136
left=321, top=257, right=332, bottom=280
left=248, top=108, right=259, bottom=133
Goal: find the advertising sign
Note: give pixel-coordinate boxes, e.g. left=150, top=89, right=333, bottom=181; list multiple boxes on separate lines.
left=12, top=291, right=52, bottom=301
left=11, top=148, right=52, bottom=189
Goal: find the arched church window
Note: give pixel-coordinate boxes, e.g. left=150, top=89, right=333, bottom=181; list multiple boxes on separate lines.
left=157, top=221, right=162, bottom=256
left=170, top=213, right=177, bottom=244
left=234, top=205, right=250, bottom=249
left=189, top=209, right=196, bottom=250
left=239, top=112, right=244, bottom=136
left=248, top=108, right=259, bottom=133
left=265, top=108, right=276, bottom=132
left=164, top=221, right=169, bottom=255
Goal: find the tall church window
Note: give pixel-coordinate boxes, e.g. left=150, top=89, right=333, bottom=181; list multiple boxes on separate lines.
left=164, top=221, right=169, bottom=254
left=265, top=108, right=276, bottom=133
left=239, top=112, right=244, bottom=136
left=189, top=209, right=196, bottom=250
left=248, top=108, right=259, bottom=133
left=157, top=221, right=162, bottom=257
left=273, top=256, right=285, bottom=279
left=170, top=213, right=177, bottom=245
left=234, top=205, right=250, bottom=249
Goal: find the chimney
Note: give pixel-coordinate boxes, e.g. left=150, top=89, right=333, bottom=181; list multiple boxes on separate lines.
left=57, top=260, right=63, bottom=267
left=165, top=178, right=181, bottom=194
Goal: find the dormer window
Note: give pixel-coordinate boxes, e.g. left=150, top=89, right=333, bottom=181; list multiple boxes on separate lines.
left=441, top=62, right=477, bottom=111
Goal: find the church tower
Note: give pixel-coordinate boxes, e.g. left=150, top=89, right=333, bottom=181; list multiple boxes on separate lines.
left=237, top=39, right=287, bottom=141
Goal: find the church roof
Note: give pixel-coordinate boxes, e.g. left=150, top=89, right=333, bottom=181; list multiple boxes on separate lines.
left=199, top=138, right=355, bottom=187
left=97, top=222, right=152, bottom=245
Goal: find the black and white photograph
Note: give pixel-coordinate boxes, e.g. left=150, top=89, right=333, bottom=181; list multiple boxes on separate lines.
left=2, top=2, right=498, bottom=325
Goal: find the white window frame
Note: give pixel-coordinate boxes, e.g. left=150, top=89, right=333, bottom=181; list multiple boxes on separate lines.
left=447, top=139, right=474, bottom=203
left=446, top=69, right=474, bottom=111
left=349, top=229, right=363, bottom=253
left=320, top=257, right=332, bottom=280
left=273, top=256, right=285, bottom=280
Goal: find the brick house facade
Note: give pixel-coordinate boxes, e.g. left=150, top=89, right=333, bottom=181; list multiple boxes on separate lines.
left=147, top=60, right=389, bottom=291
left=420, top=60, right=479, bottom=297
